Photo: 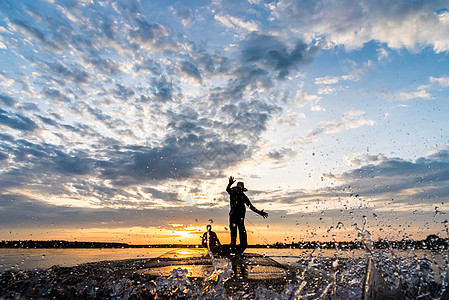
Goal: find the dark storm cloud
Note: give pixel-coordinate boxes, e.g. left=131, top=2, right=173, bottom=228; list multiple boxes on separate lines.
left=0, top=152, right=8, bottom=161
left=98, top=140, right=212, bottom=186
left=77, top=106, right=252, bottom=186
left=87, top=56, right=121, bottom=75
left=241, top=33, right=318, bottom=79
left=142, top=188, right=179, bottom=203
left=0, top=108, right=37, bottom=131
left=47, top=62, right=91, bottom=85
left=208, top=66, right=271, bottom=105
left=42, top=88, right=71, bottom=102
left=204, top=34, right=316, bottom=105
left=134, top=58, right=162, bottom=75
left=166, top=107, right=203, bottom=134
left=87, top=106, right=112, bottom=122
left=11, top=19, right=46, bottom=42
left=0, top=93, right=16, bottom=107
left=151, top=76, right=174, bottom=102
left=181, top=61, right=202, bottom=83
left=266, top=148, right=296, bottom=161
left=0, top=138, right=96, bottom=188
left=38, top=115, right=59, bottom=126
left=220, top=100, right=277, bottom=135
left=129, top=18, right=170, bottom=47
left=0, top=193, right=229, bottom=229
left=323, top=151, right=449, bottom=205
left=50, top=150, right=96, bottom=175
left=113, top=84, right=135, bottom=100
left=267, top=151, right=283, bottom=160
left=61, top=122, right=95, bottom=137
left=17, top=102, right=40, bottom=112
left=193, top=51, right=230, bottom=74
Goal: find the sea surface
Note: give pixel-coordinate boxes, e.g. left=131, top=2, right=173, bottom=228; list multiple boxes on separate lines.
left=0, top=247, right=444, bottom=273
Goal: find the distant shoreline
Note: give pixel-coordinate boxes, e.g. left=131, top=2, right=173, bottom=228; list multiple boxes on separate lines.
left=1, top=235, right=448, bottom=250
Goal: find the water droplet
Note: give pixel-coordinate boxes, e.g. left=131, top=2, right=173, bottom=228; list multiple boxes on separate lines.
left=332, top=260, right=338, bottom=268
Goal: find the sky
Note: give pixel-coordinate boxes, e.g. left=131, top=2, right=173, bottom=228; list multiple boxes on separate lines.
left=0, top=0, right=449, bottom=245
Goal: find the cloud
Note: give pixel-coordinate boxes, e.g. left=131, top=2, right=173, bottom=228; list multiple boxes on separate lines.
left=129, top=18, right=179, bottom=52
left=245, top=150, right=449, bottom=226
left=0, top=73, right=15, bottom=88
left=317, top=86, right=339, bottom=95
left=0, top=152, right=8, bottom=161
left=86, top=56, right=121, bottom=75
left=11, top=19, right=46, bottom=42
left=38, top=115, right=59, bottom=127
left=270, top=0, right=449, bottom=52
left=315, top=76, right=342, bottom=85
left=377, top=47, right=390, bottom=61
left=383, top=74, right=449, bottom=101
left=151, top=76, right=175, bottom=102
left=0, top=93, right=16, bottom=107
left=42, top=88, right=71, bottom=102
left=0, top=108, right=37, bottom=131
left=315, top=60, right=372, bottom=87
left=113, top=84, right=135, bottom=100
left=396, top=86, right=432, bottom=101
left=172, top=7, right=194, bottom=27
left=240, top=32, right=318, bottom=79
left=46, top=62, right=92, bottom=85
left=180, top=61, right=202, bottom=83
left=0, top=192, right=228, bottom=229
left=343, top=153, right=388, bottom=167
left=430, top=76, right=449, bottom=87
left=86, top=106, right=112, bottom=122
left=142, top=188, right=180, bottom=203
left=324, top=150, right=449, bottom=206
left=266, top=147, right=297, bottom=161
left=295, top=110, right=375, bottom=144
left=397, top=87, right=432, bottom=101
left=214, top=14, right=259, bottom=32
left=0, top=1, right=292, bottom=216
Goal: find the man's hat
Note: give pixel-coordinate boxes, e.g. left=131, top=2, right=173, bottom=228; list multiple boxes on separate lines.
left=237, top=182, right=248, bottom=191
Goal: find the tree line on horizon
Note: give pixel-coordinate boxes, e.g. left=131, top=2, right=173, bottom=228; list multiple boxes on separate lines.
left=0, top=235, right=447, bottom=250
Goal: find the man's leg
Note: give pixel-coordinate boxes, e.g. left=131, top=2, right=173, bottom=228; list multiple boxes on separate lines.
left=238, top=217, right=247, bottom=252
left=230, top=216, right=237, bottom=246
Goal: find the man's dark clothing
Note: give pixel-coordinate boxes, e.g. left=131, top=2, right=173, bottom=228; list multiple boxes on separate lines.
left=202, top=230, right=221, bottom=248
left=226, top=185, right=258, bottom=250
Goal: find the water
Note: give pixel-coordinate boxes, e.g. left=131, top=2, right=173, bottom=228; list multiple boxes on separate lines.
left=0, top=247, right=447, bottom=299
left=0, top=248, right=376, bottom=272
left=0, top=248, right=168, bottom=272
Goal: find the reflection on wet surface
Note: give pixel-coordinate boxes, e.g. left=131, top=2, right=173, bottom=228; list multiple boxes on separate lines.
left=138, top=248, right=289, bottom=281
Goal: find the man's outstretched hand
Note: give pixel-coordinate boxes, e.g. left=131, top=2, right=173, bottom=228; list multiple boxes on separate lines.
left=229, top=176, right=235, bottom=185
left=259, top=209, right=268, bottom=219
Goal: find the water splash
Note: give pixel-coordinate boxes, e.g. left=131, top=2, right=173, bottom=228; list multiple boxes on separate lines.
left=0, top=249, right=447, bottom=299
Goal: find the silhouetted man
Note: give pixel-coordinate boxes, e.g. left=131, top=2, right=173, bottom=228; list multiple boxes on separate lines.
left=227, top=176, right=268, bottom=253
left=202, top=225, right=221, bottom=251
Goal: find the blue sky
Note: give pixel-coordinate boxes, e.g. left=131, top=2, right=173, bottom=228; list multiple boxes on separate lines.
left=0, top=0, right=448, bottom=244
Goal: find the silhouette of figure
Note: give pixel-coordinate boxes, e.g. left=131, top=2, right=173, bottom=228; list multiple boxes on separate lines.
left=202, top=225, right=221, bottom=251
left=227, top=176, right=268, bottom=253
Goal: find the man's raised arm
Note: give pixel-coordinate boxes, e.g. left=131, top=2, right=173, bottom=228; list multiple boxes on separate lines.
left=227, top=176, right=235, bottom=193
